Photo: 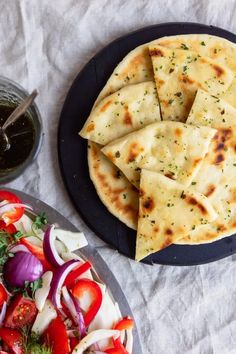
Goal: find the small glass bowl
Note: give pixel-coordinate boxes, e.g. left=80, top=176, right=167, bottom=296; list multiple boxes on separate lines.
left=0, top=76, right=43, bottom=184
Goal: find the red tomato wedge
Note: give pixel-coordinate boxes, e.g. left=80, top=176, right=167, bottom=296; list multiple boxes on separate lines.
left=0, top=328, right=24, bottom=354
left=43, top=315, right=70, bottom=354
left=4, top=295, right=37, bottom=329
left=0, top=191, right=24, bottom=225
left=0, top=284, right=8, bottom=308
left=64, top=261, right=92, bottom=288
left=19, top=238, right=53, bottom=272
left=114, top=317, right=134, bottom=331
left=71, top=278, right=102, bottom=327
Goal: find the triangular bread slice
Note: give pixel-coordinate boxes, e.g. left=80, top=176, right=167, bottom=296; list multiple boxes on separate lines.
left=136, top=170, right=217, bottom=261
left=101, top=121, right=216, bottom=188
left=176, top=89, right=236, bottom=244
left=88, top=141, right=139, bottom=230
left=148, top=44, right=233, bottom=122
left=80, top=81, right=160, bottom=145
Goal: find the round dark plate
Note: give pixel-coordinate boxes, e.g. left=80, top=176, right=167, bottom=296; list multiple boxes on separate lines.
left=6, top=188, right=142, bottom=354
left=58, top=22, right=236, bottom=266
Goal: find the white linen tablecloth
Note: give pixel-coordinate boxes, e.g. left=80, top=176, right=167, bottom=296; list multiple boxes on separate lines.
left=3, top=1, right=236, bottom=353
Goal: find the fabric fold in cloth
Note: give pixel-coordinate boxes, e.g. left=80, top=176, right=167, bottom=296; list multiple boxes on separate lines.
left=3, top=0, right=236, bottom=353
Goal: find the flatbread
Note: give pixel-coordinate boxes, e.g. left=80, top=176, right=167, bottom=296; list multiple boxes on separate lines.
left=101, top=121, right=216, bottom=188
left=94, top=44, right=154, bottom=106
left=149, top=44, right=234, bottom=122
left=155, top=34, right=236, bottom=110
left=176, top=89, right=236, bottom=244
left=80, top=82, right=161, bottom=145
left=94, top=34, right=236, bottom=108
left=88, top=141, right=139, bottom=230
left=155, top=34, right=236, bottom=73
left=136, top=170, right=217, bottom=261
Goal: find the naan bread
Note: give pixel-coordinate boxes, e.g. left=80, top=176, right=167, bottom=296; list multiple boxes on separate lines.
left=155, top=34, right=236, bottom=109
left=156, top=34, right=236, bottom=73
left=149, top=44, right=234, bottom=122
left=94, top=34, right=236, bottom=108
left=101, top=121, right=216, bottom=188
left=88, top=141, right=139, bottom=230
left=136, top=170, right=217, bottom=261
left=80, top=82, right=161, bottom=145
left=177, top=89, right=236, bottom=244
left=94, top=44, right=154, bottom=106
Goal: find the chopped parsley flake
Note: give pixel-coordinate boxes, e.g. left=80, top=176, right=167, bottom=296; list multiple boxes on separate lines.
left=180, top=43, right=189, bottom=50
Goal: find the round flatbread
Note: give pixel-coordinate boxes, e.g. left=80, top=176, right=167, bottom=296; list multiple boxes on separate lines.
left=85, top=34, right=236, bottom=248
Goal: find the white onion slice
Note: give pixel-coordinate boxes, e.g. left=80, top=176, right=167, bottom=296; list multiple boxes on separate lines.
left=35, top=271, right=53, bottom=311
left=126, top=329, right=133, bottom=353
left=72, top=329, right=120, bottom=354
left=55, top=230, right=88, bottom=252
left=31, top=300, right=57, bottom=335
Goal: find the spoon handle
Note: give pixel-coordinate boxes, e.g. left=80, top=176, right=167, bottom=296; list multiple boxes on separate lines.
left=2, top=89, right=38, bottom=130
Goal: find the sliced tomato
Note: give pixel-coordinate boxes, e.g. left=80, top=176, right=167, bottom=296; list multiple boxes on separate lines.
left=0, top=284, right=8, bottom=308
left=64, top=261, right=92, bottom=288
left=19, top=238, right=53, bottom=272
left=4, top=294, right=37, bottom=329
left=110, top=317, right=134, bottom=353
left=71, top=278, right=102, bottom=327
left=0, top=328, right=24, bottom=354
left=114, top=317, right=134, bottom=331
left=0, top=221, right=16, bottom=235
left=43, top=315, right=70, bottom=354
left=0, top=191, right=24, bottom=226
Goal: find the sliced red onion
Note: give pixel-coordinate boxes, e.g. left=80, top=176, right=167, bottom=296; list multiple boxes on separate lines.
left=3, top=251, right=43, bottom=288
left=0, top=203, right=32, bottom=215
left=49, top=260, right=80, bottom=308
left=0, top=302, right=7, bottom=326
left=43, top=225, right=65, bottom=267
left=9, top=244, right=30, bottom=253
left=62, top=286, right=86, bottom=338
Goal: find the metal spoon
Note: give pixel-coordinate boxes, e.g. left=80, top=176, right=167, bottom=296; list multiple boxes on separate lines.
left=0, top=90, right=38, bottom=152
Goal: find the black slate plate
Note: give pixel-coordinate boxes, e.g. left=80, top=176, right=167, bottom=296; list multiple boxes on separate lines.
left=6, top=189, right=142, bottom=354
left=58, top=22, right=236, bottom=265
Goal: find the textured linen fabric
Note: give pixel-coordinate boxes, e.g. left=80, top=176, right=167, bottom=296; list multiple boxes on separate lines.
left=2, top=1, right=236, bottom=353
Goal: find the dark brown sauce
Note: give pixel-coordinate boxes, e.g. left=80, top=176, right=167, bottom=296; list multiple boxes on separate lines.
left=0, top=105, right=35, bottom=170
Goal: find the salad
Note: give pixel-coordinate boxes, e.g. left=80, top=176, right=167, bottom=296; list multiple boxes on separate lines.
left=0, top=190, right=134, bottom=354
